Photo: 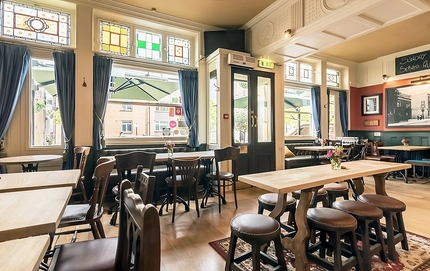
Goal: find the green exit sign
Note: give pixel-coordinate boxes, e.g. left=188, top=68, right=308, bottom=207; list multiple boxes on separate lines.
left=258, top=60, right=274, bottom=69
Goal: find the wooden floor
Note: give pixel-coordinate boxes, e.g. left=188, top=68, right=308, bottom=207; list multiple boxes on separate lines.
left=55, top=176, right=430, bottom=271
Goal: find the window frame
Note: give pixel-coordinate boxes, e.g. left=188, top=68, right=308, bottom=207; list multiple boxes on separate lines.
left=121, top=120, right=133, bottom=133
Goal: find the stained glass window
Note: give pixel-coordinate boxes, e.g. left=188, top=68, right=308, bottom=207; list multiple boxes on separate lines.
left=167, top=36, right=190, bottom=65
left=136, top=29, right=161, bottom=61
left=285, top=62, right=298, bottom=81
left=0, top=1, right=70, bottom=45
left=100, top=21, right=130, bottom=56
left=299, top=62, right=313, bottom=83
left=327, top=68, right=340, bottom=87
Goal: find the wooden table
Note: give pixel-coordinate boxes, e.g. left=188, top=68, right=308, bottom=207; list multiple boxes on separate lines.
left=238, top=160, right=411, bottom=271
left=101, top=150, right=214, bottom=163
left=0, top=186, right=72, bottom=242
left=0, top=235, right=50, bottom=271
left=0, top=154, right=63, bottom=172
left=0, top=169, right=80, bottom=193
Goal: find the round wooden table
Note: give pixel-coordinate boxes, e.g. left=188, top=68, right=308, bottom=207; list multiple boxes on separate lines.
left=0, top=155, right=63, bottom=172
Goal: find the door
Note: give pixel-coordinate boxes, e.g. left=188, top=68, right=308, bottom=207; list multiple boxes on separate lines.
left=231, top=67, right=275, bottom=174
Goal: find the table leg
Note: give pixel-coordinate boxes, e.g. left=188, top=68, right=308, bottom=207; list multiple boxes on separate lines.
left=270, top=189, right=313, bottom=271
left=21, top=163, right=39, bottom=172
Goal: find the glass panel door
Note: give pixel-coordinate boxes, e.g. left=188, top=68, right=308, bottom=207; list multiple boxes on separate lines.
left=233, top=72, right=249, bottom=144
left=257, top=76, right=271, bottom=142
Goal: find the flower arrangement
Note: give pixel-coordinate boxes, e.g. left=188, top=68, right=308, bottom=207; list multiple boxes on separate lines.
left=326, top=146, right=345, bottom=170
left=401, top=138, right=410, bottom=147
left=319, top=138, right=327, bottom=146
left=164, top=140, right=175, bottom=156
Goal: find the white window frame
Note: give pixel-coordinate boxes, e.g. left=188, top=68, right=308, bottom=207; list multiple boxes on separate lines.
left=121, top=120, right=133, bottom=133
left=120, top=104, right=132, bottom=111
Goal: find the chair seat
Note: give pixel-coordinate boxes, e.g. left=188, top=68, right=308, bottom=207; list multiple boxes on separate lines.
left=307, top=207, right=357, bottom=232
left=258, top=193, right=296, bottom=206
left=207, top=171, right=234, bottom=180
left=61, top=204, right=102, bottom=223
left=358, top=194, right=406, bottom=212
left=165, top=176, right=197, bottom=186
left=323, top=182, right=348, bottom=191
left=230, top=213, right=280, bottom=243
left=50, top=237, right=117, bottom=271
left=332, top=200, right=383, bottom=221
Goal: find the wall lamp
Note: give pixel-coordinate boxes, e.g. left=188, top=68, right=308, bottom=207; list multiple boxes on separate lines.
left=411, top=75, right=430, bottom=84
left=382, top=74, right=388, bottom=81
left=284, top=29, right=292, bottom=38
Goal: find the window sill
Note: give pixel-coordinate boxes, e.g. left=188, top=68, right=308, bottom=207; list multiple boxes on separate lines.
left=106, top=136, right=188, bottom=146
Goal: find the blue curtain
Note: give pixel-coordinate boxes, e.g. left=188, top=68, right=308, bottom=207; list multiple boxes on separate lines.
left=178, top=69, right=199, bottom=148
left=310, top=86, right=321, bottom=138
left=0, top=43, right=30, bottom=140
left=93, top=55, right=113, bottom=150
left=53, top=51, right=75, bottom=169
left=339, top=91, right=349, bottom=136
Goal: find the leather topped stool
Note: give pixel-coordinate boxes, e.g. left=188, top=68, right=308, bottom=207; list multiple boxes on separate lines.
left=307, top=207, right=363, bottom=271
left=225, top=213, right=286, bottom=271
left=257, top=193, right=297, bottom=235
left=333, top=200, right=388, bottom=270
left=358, top=194, right=408, bottom=261
left=323, top=182, right=349, bottom=207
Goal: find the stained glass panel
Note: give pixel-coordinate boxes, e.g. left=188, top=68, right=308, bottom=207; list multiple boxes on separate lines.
left=0, top=1, right=70, bottom=45
left=99, top=21, right=130, bottom=56
left=300, top=62, right=313, bottom=83
left=285, top=62, right=297, bottom=81
left=136, top=29, right=161, bottom=61
left=167, top=36, right=190, bottom=65
left=327, top=68, right=340, bottom=87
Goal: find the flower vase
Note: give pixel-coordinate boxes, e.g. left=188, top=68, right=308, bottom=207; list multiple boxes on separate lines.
left=167, top=149, right=174, bottom=157
left=403, top=143, right=409, bottom=147
left=330, top=158, right=342, bottom=170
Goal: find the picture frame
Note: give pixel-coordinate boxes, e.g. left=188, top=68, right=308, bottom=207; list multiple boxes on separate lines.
left=362, top=94, right=382, bottom=115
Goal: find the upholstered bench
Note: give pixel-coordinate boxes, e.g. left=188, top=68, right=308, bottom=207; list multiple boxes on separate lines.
left=284, top=143, right=327, bottom=169
left=404, top=159, right=430, bottom=183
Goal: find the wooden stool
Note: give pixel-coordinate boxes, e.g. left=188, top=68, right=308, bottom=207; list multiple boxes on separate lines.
left=333, top=200, right=388, bottom=270
left=225, top=213, right=286, bottom=271
left=307, top=207, right=363, bottom=271
left=323, top=182, right=349, bottom=207
left=257, top=193, right=297, bottom=234
left=358, top=194, right=408, bottom=261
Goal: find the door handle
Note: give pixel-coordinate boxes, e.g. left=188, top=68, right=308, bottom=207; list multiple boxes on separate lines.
left=254, top=115, right=258, bottom=127
left=250, top=114, right=255, bottom=127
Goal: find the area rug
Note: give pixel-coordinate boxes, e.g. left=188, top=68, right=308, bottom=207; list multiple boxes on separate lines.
left=209, top=232, right=430, bottom=271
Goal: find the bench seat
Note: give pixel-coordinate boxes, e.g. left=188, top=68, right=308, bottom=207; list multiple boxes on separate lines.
left=404, top=159, right=430, bottom=183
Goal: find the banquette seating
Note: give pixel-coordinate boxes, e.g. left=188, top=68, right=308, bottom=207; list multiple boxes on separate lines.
left=284, top=142, right=326, bottom=169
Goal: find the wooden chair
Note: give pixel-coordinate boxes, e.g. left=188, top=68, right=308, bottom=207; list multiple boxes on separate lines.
left=54, top=158, right=115, bottom=241
left=70, top=146, right=90, bottom=203
left=365, top=142, right=395, bottom=162
left=47, top=180, right=161, bottom=271
left=110, top=151, right=156, bottom=226
left=205, top=146, right=240, bottom=213
left=134, top=166, right=157, bottom=205
left=158, top=157, right=201, bottom=223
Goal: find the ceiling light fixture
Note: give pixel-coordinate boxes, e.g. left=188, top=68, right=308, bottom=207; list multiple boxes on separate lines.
left=411, top=75, right=430, bottom=84
left=284, top=29, right=292, bottom=38
left=382, top=74, right=388, bottom=81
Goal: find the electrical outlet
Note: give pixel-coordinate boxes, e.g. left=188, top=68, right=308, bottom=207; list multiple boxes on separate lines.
left=374, top=132, right=381, bottom=136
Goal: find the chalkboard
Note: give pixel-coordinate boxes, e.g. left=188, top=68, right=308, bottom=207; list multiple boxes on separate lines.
left=395, top=50, right=430, bottom=75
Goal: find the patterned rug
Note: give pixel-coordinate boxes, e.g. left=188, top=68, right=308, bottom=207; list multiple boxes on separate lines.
left=209, top=232, right=430, bottom=271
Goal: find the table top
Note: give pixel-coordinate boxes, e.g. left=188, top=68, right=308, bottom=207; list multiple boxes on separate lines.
left=0, top=169, right=81, bottom=193
left=238, top=160, right=410, bottom=195
left=0, top=154, right=63, bottom=165
left=0, top=186, right=72, bottom=242
left=101, top=150, right=215, bottom=162
left=378, top=145, right=430, bottom=151
left=0, top=235, right=50, bottom=271
left=294, top=146, right=336, bottom=151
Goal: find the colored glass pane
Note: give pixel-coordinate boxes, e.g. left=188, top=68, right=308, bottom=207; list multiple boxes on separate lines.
left=136, top=29, right=161, bottom=61
left=327, top=68, right=340, bottom=87
left=0, top=1, right=70, bottom=46
left=99, top=20, right=130, bottom=56
left=300, top=62, right=313, bottom=83
left=285, top=62, right=297, bottom=81
left=167, top=36, right=190, bottom=65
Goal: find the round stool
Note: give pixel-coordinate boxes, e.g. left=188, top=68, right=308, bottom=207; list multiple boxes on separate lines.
left=292, top=188, right=329, bottom=208
left=307, top=207, right=363, bottom=271
left=358, top=194, right=408, bottom=261
left=323, top=182, right=349, bottom=207
left=225, top=213, right=286, bottom=271
left=257, top=193, right=297, bottom=234
left=333, top=200, right=388, bottom=270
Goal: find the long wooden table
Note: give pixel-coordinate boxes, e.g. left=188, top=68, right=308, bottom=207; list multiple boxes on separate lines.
left=0, top=186, right=72, bottom=242
left=0, top=235, right=50, bottom=271
left=0, top=169, right=81, bottom=193
left=238, top=160, right=411, bottom=271
left=0, top=154, right=63, bottom=172
left=101, top=150, right=214, bottom=163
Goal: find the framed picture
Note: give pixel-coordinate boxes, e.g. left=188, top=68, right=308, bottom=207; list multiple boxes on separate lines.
left=362, top=94, right=382, bottom=115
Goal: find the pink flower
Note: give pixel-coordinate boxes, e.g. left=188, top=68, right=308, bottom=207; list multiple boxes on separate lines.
left=164, top=140, right=175, bottom=150
left=401, top=139, right=410, bottom=144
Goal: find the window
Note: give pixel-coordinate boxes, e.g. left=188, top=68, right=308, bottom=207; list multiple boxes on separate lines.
left=104, top=65, right=186, bottom=138
left=285, top=61, right=313, bottom=84
left=167, top=36, right=190, bottom=65
left=0, top=1, right=71, bottom=46
left=208, top=69, right=218, bottom=144
left=120, top=104, right=132, bottom=111
left=30, top=58, right=63, bottom=146
left=136, top=29, right=162, bottom=61
left=327, top=68, right=340, bottom=88
left=121, top=121, right=132, bottom=133
left=100, top=20, right=130, bottom=56
left=329, top=93, right=336, bottom=138
left=284, top=87, right=313, bottom=136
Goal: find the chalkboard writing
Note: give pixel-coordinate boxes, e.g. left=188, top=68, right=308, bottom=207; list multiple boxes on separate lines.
left=395, top=50, right=430, bottom=75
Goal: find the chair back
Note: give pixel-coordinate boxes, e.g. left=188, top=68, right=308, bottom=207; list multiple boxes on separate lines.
left=115, top=151, right=156, bottom=181
left=116, top=180, right=161, bottom=271
left=86, top=158, right=115, bottom=219
left=214, top=146, right=240, bottom=179
left=170, top=157, right=201, bottom=188
left=73, top=146, right=90, bottom=178
left=134, top=166, right=156, bottom=204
